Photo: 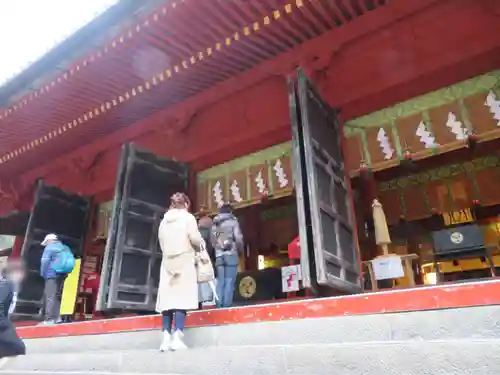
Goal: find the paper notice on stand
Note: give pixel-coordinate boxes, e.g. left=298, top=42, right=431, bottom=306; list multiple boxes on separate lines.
left=372, top=255, right=404, bottom=280
left=282, top=265, right=300, bottom=292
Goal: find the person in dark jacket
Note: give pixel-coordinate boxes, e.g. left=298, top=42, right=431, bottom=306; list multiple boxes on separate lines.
left=0, top=260, right=26, bottom=359
left=199, top=216, right=216, bottom=270
left=198, top=215, right=216, bottom=307
left=211, top=204, right=244, bottom=308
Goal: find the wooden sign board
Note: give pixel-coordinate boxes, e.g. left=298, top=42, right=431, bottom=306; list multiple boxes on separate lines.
left=442, top=208, right=473, bottom=226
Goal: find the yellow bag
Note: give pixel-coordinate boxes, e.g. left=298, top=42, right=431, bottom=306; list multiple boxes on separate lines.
left=195, top=241, right=215, bottom=284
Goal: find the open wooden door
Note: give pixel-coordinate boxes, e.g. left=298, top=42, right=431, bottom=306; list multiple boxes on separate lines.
left=288, top=69, right=361, bottom=294
left=96, top=143, right=188, bottom=311
left=14, top=181, right=91, bottom=319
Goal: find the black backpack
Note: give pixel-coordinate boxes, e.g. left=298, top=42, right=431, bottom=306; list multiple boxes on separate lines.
left=212, top=223, right=235, bottom=251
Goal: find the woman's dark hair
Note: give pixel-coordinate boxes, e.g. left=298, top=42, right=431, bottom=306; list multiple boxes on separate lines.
left=220, top=203, right=233, bottom=214
left=1, top=259, right=25, bottom=278
left=169, top=192, right=191, bottom=210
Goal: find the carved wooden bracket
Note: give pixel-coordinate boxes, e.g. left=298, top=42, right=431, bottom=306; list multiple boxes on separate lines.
left=0, top=180, right=18, bottom=204
left=74, top=152, right=104, bottom=173
left=175, top=108, right=198, bottom=135
left=155, top=108, right=198, bottom=140
left=0, top=179, right=34, bottom=210
left=152, top=109, right=198, bottom=162
left=15, top=181, right=35, bottom=211
left=64, top=152, right=104, bottom=188
left=283, top=46, right=339, bottom=92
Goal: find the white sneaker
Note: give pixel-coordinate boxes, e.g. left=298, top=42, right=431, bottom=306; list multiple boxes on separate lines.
left=37, top=320, right=56, bottom=326
left=159, top=331, right=172, bottom=352
left=170, top=330, right=187, bottom=351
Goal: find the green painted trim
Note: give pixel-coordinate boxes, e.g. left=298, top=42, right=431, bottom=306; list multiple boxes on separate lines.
left=344, top=125, right=363, bottom=137
left=389, top=120, right=403, bottom=158
left=197, top=142, right=292, bottom=181
left=421, top=111, right=434, bottom=137
left=458, top=98, right=473, bottom=132
left=379, top=155, right=500, bottom=191
left=205, top=181, right=211, bottom=209
left=245, top=166, right=251, bottom=202
left=360, top=131, right=371, bottom=164
left=494, top=85, right=500, bottom=97
left=267, top=160, right=274, bottom=193
left=345, top=69, right=500, bottom=131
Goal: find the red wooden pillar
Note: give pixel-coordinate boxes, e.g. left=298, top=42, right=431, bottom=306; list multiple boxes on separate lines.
left=10, top=236, right=24, bottom=259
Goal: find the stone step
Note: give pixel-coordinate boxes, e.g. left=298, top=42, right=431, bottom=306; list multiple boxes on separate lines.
left=1, top=339, right=499, bottom=375
left=22, top=305, right=500, bottom=354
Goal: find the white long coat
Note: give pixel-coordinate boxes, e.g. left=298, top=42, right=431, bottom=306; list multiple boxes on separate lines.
left=155, top=209, right=202, bottom=312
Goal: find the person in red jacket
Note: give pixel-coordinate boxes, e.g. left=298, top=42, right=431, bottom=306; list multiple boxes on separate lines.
left=288, top=236, right=300, bottom=261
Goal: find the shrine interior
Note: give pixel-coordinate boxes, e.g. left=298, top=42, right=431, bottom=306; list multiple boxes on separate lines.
left=232, top=195, right=302, bottom=305
left=351, top=148, right=500, bottom=292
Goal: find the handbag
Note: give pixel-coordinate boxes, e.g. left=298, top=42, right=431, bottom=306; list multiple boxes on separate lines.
left=195, top=240, right=215, bottom=284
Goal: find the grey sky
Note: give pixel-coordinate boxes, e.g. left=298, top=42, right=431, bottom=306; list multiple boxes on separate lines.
left=0, top=0, right=118, bottom=86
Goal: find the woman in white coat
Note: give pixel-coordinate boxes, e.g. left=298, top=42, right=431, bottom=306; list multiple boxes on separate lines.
left=156, top=192, right=202, bottom=351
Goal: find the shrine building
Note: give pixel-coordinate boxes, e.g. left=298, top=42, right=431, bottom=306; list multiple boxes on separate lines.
left=0, top=0, right=499, bottom=336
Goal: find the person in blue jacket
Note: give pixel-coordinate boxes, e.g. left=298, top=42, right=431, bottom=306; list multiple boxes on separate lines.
left=39, top=234, right=69, bottom=325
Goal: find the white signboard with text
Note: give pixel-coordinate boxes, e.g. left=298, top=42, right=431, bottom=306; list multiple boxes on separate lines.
left=372, top=255, right=404, bottom=280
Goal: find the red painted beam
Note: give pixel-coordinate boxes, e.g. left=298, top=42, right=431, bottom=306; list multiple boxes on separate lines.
left=15, top=0, right=444, bottom=183
left=1, top=0, right=497, bottom=209
left=337, top=0, right=500, bottom=118
left=343, top=47, right=500, bottom=121
left=16, top=280, right=500, bottom=339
